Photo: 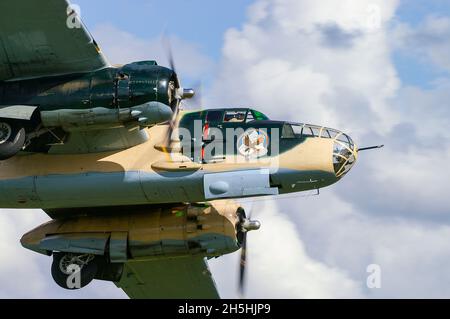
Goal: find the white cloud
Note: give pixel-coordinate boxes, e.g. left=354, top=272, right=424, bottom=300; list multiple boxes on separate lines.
left=393, top=80, right=450, bottom=140
left=280, top=193, right=450, bottom=298
left=0, top=211, right=48, bottom=298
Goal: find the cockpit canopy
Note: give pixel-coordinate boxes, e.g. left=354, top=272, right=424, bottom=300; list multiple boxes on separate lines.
left=179, top=108, right=270, bottom=133
left=204, top=108, right=270, bottom=123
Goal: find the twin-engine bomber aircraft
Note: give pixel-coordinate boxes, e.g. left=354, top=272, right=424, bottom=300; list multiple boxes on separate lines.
left=0, top=1, right=381, bottom=298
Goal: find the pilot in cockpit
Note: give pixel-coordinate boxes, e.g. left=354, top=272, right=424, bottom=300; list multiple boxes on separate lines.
left=224, top=111, right=246, bottom=123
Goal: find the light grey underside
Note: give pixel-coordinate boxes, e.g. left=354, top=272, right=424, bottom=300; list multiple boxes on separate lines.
left=0, top=169, right=284, bottom=209
left=116, top=257, right=220, bottom=299
left=0, top=0, right=109, bottom=81
left=204, top=169, right=279, bottom=199
left=0, top=105, right=37, bottom=120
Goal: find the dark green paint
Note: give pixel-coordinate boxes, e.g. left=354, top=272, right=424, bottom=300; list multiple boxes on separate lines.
left=179, top=108, right=310, bottom=161
left=0, top=61, right=177, bottom=111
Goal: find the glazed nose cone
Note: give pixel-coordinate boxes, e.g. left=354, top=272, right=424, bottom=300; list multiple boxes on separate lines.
left=332, top=133, right=358, bottom=178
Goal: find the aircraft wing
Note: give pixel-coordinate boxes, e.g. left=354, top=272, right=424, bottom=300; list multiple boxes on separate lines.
left=0, top=0, right=109, bottom=81
left=115, top=257, right=220, bottom=299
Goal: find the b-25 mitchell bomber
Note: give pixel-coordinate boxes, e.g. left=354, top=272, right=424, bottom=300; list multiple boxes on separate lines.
left=0, top=0, right=381, bottom=298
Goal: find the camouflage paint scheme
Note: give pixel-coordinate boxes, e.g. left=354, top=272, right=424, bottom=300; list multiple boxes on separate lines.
left=21, top=201, right=240, bottom=260
left=0, top=110, right=357, bottom=209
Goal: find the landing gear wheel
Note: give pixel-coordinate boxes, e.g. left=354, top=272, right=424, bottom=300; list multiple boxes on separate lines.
left=0, top=121, right=25, bottom=160
left=51, top=252, right=98, bottom=290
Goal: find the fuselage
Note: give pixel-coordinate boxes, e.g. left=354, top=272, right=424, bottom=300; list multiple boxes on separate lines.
left=0, top=113, right=358, bottom=209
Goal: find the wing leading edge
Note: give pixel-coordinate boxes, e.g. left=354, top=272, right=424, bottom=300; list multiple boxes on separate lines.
left=0, top=0, right=109, bottom=81
left=116, top=257, right=220, bottom=299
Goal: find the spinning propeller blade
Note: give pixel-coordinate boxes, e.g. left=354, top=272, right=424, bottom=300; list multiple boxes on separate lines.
left=236, top=206, right=261, bottom=296
left=160, top=34, right=196, bottom=150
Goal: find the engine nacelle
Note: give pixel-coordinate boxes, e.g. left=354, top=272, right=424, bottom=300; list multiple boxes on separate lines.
left=21, top=201, right=241, bottom=263
left=40, top=101, right=173, bottom=132
left=129, top=101, right=173, bottom=128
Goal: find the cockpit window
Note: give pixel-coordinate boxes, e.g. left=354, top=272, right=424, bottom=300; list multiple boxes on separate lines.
left=224, top=110, right=246, bottom=123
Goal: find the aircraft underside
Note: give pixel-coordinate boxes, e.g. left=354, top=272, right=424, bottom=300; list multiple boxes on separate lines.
left=21, top=201, right=258, bottom=298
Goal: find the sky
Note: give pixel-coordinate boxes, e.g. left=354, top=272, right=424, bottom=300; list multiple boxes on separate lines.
left=1, top=0, right=450, bottom=298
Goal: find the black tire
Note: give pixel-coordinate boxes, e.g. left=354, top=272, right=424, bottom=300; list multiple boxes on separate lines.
left=51, top=252, right=98, bottom=290
left=0, top=121, right=25, bottom=160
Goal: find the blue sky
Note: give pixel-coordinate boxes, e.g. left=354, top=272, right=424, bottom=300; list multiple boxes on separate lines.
left=393, top=0, right=450, bottom=88
left=395, top=0, right=450, bottom=26
left=75, top=0, right=253, bottom=61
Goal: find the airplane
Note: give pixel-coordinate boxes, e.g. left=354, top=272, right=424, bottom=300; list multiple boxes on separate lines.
left=0, top=1, right=382, bottom=298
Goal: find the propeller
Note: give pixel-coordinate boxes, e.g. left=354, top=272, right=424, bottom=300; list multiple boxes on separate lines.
left=162, top=34, right=177, bottom=74
left=236, top=207, right=261, bottom=296
left=161, top=35, right=195, bottom=147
